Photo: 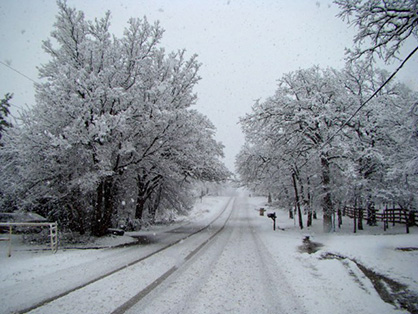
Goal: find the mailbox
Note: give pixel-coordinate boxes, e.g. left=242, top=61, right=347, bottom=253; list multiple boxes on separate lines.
left=267, top=212, right=277, bottom=230
left=267, top=212, right=276, bottom=219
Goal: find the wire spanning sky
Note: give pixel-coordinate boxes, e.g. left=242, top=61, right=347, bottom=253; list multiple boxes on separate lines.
left=1, top=0, right=417, bottom=172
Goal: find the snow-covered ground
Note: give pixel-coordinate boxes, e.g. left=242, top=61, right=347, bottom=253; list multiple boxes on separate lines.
left=0, top=192, right=417, bottom=314
left=248, top=196, right=418, bottom=314
left=0, top=196, right=233, bottom=314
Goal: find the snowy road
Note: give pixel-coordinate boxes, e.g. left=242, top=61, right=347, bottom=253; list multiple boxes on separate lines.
left=1, top=197, right=233, bottom=314
left=125, top=196, right=306, bottom=314
left=2, top=194, right=416, bottom=314
left=23, top=196, right=307, bottom=314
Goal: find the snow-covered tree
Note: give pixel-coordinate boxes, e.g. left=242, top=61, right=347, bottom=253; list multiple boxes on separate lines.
left=0, top=1, right=229, bottom=236
left=238, top=67, right=354, bottom=231
left=335, top=0, right=418, bottom=63
left=334, top=0, right=418, bottom=210
left=237, top=64, right=417, bottom=232
left=0, top=93, right=13, bottom=144
left=0, top=93, right=15, bottom=212
left=341, top=61, right=418, bottom=210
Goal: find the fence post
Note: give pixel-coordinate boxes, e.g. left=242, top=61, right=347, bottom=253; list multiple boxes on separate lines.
left=49, top=223, right=58, bottom=253
left=404, top=210, right=409, bottom=234
left=337, top=206, right=342, bottom=229
left=353, top=208, right=357, bottom=233
left=392, top=206, right=395, bottom=226
left=8, top=225, right=12, bottom=257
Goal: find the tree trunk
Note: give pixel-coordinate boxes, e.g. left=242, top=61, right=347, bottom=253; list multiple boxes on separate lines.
left=135, top=192, right=146, bottom=221
left=289, top=207, right=294, bottom=219
left=321, top=154, right=333, bottom=233
left=103, top=179, right=114, bottom=231
left=148, top=185, right=163, bottom=223
left=135, top=172, right=148, bottom=221
left=67, top=202, right=86, bottom=235
left=91, top=177, right=114, bottom=236
left=91, top=180, right=104, bottom=236
left=307, top=176, right=312, bottom=227
left=135, top=172, right=162, bottom=223
left=307, top=209, right=312, bottom=227
left=297, top=174, right=306, bottom=214
left=337, top=205, right=342, bottom=229
left=283, top=186, right=293, bottom=219
left=358, top=208, right=364, bottom=230
left=292, top=172, right=303, bottom=229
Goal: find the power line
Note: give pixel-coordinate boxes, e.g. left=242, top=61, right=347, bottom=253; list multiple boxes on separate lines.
left=0, top=60, right=37, bottom=114
left=296, top=44, right=418, bottom=170
left=0, top=60, right=37, bottom=83
left=321, top=44, right=418, bottom=151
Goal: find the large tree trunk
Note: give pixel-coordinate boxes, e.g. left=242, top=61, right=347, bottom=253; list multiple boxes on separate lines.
left=283, top=186, right=293, bottom=219
left=135, top=172, right=148, bottom=221
left=321, top=154, right=333, bottom=233
left=135, top=196, right=146, bottom=221
left=292, top=172, right=303, bottom=229
left=358, top=208, right=364, bottom=230
left=91, top=177, right=114, bottom=236
left=148, top=185, right=163, bottom=223
left=135, top=172, right=162, bottom=222
left=135, top=183, right=146, bottom=221
left=67, top=201, right=86, bottom=235
left=307, top=176, right=313, bottom=227
left=307, top=208, right=313, bottom=227
left=297, top=173, right=310, bottom=226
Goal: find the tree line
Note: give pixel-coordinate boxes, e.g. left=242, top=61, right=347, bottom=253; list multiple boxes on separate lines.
left=236, top=0, right=418, bottom=232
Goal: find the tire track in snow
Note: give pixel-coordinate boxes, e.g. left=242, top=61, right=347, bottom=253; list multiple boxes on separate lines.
left=19, top=197, right=234, bottom=314
left=112, top=198, right=236, bottom=314
left=127, top=196, right=307, bottom=314
left=248, top=214, right=308, bottom=314
left=124, top=203, right=236, bottom=314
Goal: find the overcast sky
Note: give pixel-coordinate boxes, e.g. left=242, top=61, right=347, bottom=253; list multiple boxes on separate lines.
left=1, top=0, right=417, bottom=172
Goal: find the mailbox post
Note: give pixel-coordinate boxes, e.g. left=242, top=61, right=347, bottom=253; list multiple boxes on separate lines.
left=267, top=212, right=277, bottom=230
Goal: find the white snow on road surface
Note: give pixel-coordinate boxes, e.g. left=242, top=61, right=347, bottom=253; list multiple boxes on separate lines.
left=128, top=196, right=307, bottom=314
left=0, top=192, right=417, bottom=314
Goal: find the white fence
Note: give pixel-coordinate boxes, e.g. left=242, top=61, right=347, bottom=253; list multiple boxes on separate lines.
left=0, top=222, right=58, bottom=257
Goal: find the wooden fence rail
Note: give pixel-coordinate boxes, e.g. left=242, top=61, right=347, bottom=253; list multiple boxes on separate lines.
left=342, top=207, right=417, bottom=234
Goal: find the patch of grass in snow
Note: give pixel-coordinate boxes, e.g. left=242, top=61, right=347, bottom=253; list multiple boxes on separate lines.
left=321, top=252, right=418, bottom=313
left=396, top=247, right=418, bottom=252
left=298, top=236, right=324, bottom=254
